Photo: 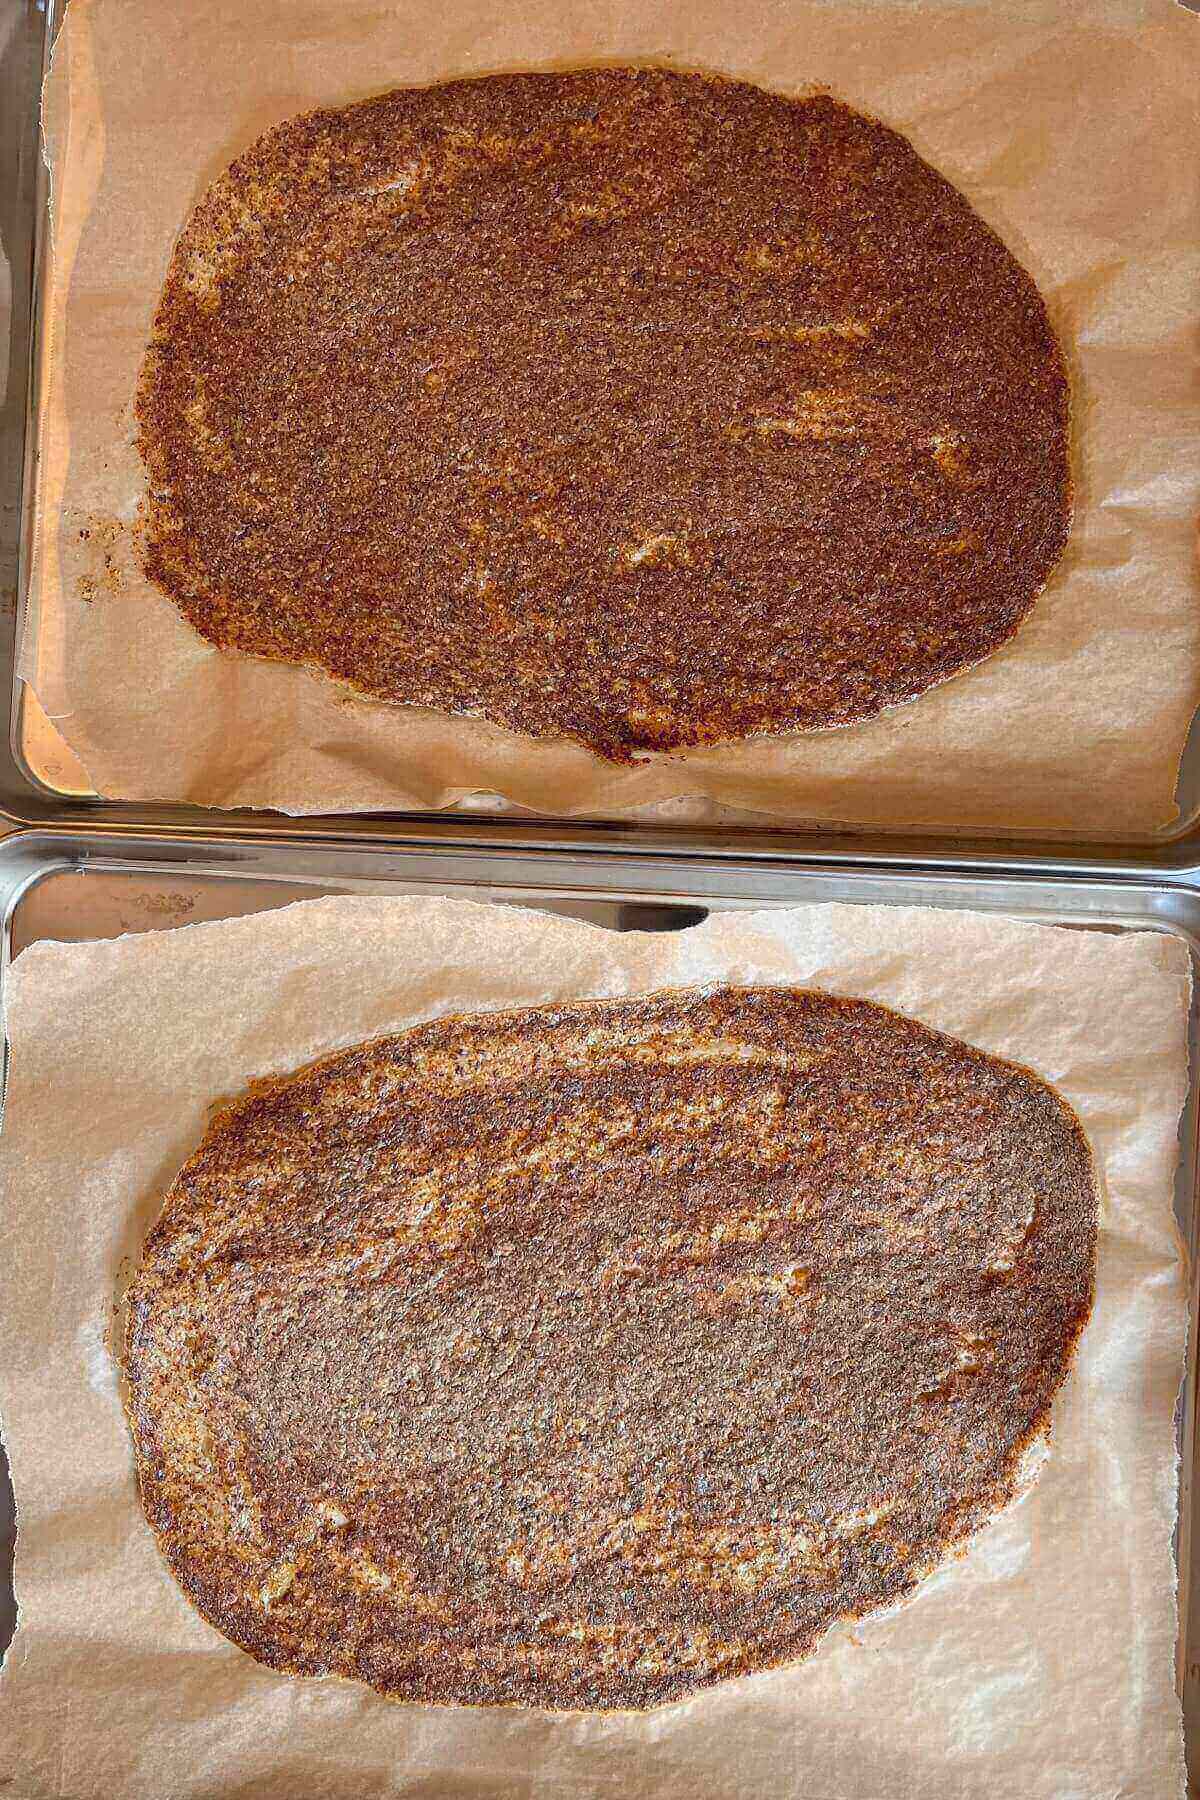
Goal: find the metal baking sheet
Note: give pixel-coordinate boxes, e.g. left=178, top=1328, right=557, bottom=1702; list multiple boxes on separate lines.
left=0, top=827, right=1198, bottom=1790
left=3, top=0, right=1200, bottom=868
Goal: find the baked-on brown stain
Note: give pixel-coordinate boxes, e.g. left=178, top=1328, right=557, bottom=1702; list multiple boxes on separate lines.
left=124, top=986, right=1096, bottom=1710
left=135, top=71, right=1071, bottom=761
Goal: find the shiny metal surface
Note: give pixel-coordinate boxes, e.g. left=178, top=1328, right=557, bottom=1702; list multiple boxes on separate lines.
left=2, top=0, right=1200, bottom=866
left=0, top=828, right=1197, bottom=1789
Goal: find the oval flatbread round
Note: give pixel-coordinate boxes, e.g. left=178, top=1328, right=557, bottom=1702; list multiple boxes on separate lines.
left=136, top=71, right=1071, bottom=761
left=124, top=985, right=1096, bottom=1710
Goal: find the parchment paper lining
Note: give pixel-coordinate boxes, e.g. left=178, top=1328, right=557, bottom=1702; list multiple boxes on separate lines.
left=0, top=894, right=1188, bottom=1797
left=20, top=0, right=1200, bottom=831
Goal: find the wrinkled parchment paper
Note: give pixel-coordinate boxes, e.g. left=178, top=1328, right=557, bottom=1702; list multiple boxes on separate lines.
left=21, top=0, right=1200, bottom=832
left=0, top=895, right=1189, bottom=1799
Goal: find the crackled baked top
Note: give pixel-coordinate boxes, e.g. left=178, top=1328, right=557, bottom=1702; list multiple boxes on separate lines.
left=135, top=70, right=1071, bottom=759
left=124, top=984, right=1096, bottom=1710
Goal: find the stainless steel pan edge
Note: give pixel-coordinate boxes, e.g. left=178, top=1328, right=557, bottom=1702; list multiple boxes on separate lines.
left=3, top=0, right=1200, bottom=869
left=0, top=826, right=1198, bottom=1789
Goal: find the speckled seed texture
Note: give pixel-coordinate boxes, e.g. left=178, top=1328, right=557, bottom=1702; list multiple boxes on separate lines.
left=135, top=70, right=1071, bottom=762
left=124, top=985, right=1097, bottom=1711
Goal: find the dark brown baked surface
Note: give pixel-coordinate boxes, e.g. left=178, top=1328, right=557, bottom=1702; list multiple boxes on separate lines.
left=135, top=71, right=1070, bottom=760
left=124, top=985, right=1096, bottom=1710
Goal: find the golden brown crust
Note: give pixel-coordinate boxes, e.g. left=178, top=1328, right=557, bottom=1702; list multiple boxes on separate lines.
left=135, top=71, right=1070, bottom=761
left=124, top=985, right=1096, bottom=1710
